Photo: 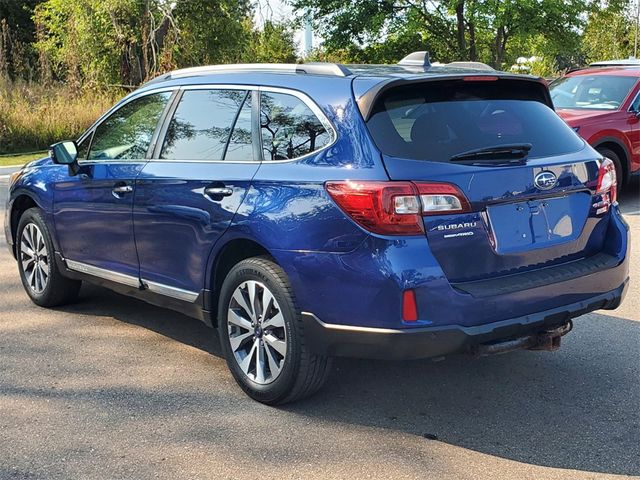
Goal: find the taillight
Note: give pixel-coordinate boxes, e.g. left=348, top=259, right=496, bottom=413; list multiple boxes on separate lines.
left=596, top=157, right=617, bottom=204
left=415, top=183, right=472, bottom=215
left=325, top=180, right=471, bottom=236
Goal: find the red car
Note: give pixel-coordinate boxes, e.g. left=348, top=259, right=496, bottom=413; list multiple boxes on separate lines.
left=550, top=60, right=640, bottom=191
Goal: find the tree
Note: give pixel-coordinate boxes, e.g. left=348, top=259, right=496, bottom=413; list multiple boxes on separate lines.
left=290, top=0, right=588, bottom=68
left=245, top=20, right=297, bottom=63
left=0, top=0, right=42, bottom=79
left=583, top=0, right=635, bottom=62
left=32, top=0, right=254, bottom=86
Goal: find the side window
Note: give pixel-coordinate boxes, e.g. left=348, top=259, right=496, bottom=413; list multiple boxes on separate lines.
left=88, top=92, right=171, bottom=161
left=260, top=92, right=332, bottom=160
left=632, top=91, right=640, bottom=112
left=225, top=93, right=254, bottom=161
left=76, top=133, right=92, bottom=160
left=161, top=89, right=246, bottom=160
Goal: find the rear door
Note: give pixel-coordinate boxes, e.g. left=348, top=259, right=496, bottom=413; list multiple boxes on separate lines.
left=364, top=77, right=608, bottom=282
left=133, top=87, right=260, bottom=301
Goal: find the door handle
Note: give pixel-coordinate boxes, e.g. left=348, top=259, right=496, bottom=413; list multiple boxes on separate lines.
left=112, top=184, right=133, bottom=198
left=204, top=186, right=233, bottom=199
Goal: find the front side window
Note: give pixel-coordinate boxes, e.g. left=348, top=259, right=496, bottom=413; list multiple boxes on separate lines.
left=260, top=92, right=332, bottom=160
left=76, top=133, right=92, bottom=160
left=161, top=89, right=247, bottom=160
left=88, top=92, right=171, bottom=161
left=551, top=75, right=637, bottom=111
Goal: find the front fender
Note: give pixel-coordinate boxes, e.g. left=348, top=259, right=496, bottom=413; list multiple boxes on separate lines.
left=5, top=159, right=58, bottom=255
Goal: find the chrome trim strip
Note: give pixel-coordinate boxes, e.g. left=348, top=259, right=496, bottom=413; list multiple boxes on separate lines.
left=77, top=83, right=338, bottom=166
left=65, top=260, right=141, bottom=288
left=141, top=84, right=338, bottom=164
left=143, top=280, right=199, bottom=303
left=301, top=312, right=405, bottom=334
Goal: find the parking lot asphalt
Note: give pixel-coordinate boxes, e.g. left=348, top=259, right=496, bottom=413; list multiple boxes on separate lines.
left=0, top=176, right=638, bottom=480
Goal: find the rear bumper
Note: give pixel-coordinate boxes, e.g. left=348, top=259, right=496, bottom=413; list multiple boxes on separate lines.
left=302, top=279, right=628, bottom=360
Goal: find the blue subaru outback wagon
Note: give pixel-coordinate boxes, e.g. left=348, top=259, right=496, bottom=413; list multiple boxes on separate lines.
left=4, top=54, right=630, bottom=404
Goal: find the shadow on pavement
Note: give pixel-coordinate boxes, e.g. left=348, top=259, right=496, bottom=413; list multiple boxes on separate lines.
left=618, top=176, right=639, bottom=215
left=55, top=284, right=640, bottom=477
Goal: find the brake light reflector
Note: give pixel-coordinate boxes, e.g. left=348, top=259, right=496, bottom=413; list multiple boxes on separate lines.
left=325, top=181, right=471, bottom=235
left=596, top=157, right=617, bottom=204
left=402, top=290, right=418, bottom=322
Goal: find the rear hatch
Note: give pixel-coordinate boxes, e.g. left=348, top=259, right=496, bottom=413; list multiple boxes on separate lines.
left=361, top=76, right=611, bottom=283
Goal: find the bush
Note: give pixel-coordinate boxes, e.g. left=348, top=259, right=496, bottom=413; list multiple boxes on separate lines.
left=0, top=80, right=122, bottom=154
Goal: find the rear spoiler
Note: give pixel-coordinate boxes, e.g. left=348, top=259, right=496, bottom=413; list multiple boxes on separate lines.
left=355, top=74, right=552, bottom=122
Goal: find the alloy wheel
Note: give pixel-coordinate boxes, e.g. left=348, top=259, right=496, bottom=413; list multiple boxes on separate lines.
left=20, top=223, right=49, bottom=294
left=227, top=280, right=287, bottom=384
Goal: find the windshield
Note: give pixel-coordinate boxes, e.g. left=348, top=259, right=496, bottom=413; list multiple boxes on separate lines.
left=366, top=81, right=584, bottom=162
left=550, top=75, right=636, bottom=110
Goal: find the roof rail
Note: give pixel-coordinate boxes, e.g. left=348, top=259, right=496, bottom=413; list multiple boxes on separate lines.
left=398, top=51, right=431, bottom=70
left=146, top=62, right=352, bottom=85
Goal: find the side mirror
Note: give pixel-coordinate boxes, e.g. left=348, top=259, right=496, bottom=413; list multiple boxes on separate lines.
left=50, top=141, right=78, bottom=165
left=50, top=141, right=80, bottom=176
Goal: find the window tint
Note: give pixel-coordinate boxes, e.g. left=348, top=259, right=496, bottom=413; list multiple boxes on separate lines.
left=161, top=89, right=246, bottom=160
left=367, top=81, right=584, bottom=162
left=225, top=93, right=254, bottom=161
left=76, top=133, right=92, bottom=160
left=551, top=75, right=636, bottom=110
left=88, top=92, right=171, bottom=161
left=260, top=92, right=331, bottom=160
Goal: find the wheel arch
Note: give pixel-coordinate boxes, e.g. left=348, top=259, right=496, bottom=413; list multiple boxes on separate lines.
left=9, top=193, right=42, bottom=258
left=592, top=136, right=631, bottom=184
left=207, top=236, right=273, bottom=326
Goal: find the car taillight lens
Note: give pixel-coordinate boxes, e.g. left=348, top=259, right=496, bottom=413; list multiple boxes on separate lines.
left=596, top=157, right=617, bottom=204
left=415, top=183, right=472, bottom=215
left=325, top=180, right=471, bottom=235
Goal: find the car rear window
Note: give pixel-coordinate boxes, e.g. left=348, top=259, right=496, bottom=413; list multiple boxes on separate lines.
left=551, top=75, right=637, bottom=110
left=366, top=80, right=584, bottom=162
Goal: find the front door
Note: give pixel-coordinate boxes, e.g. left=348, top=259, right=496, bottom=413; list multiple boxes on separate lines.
left=133, top=87, right=260, bottom=300
left=53, top=91, right=173, bottom=282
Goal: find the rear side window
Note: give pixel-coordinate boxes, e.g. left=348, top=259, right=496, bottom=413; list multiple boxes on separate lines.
left=366, top=80, right=584, bottom=162
left=161, top=89, right=247, bottom=160
left=225, top=93, right=254, bottom=161
left=260, top=92, right=332, bottom=160
left=88, top=92, right=171, bottom=161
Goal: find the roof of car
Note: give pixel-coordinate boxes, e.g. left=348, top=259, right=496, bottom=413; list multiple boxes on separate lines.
left=567, top=66, right=640, bottom=77
left=144, top=61, right=534, bottom=87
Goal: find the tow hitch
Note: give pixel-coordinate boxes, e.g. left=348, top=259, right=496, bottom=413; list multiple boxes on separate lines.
left=472, top=321, right=573, bottom=356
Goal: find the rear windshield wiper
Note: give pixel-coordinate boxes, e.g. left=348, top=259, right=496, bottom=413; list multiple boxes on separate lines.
left=449, top=143, right=532, bottom=165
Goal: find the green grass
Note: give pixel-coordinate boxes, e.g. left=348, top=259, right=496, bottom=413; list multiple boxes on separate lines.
left=0, top=79, right=122, bottom=154
left=0, top=151, right=48, bottom=167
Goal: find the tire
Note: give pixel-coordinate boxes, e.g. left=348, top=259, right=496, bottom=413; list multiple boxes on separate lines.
left=596, top=147, right=624, bottom=195
left=16, top=208, right=81, bottom=307
left=218, top=256, right=332, bottom=405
